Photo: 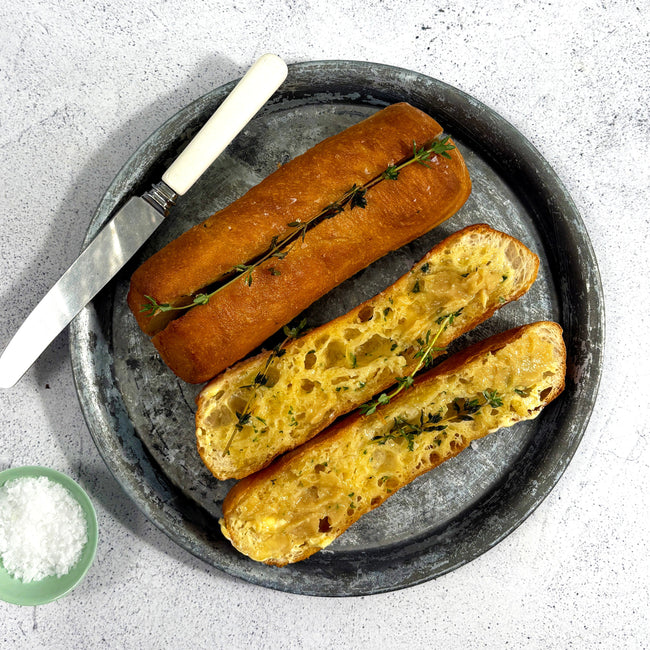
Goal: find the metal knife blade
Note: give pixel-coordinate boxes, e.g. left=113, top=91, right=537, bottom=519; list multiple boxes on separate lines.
left=0, top=53, right=288, bottom=388
left=0, top=197, right=164, bottom=388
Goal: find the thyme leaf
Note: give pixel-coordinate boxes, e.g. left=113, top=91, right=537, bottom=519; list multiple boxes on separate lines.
left=193, top=293, right=210, bottom=305
left=382, top=166, right=400, bottom=180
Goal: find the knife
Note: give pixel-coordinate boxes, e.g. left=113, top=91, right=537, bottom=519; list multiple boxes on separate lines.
left=0, top=54, right=288, bottom=389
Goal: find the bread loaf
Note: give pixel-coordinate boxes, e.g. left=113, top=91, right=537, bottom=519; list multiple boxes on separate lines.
left=220, top=321, right=566, bottom=565
left=127, top=102, right=471, bottom=383
left=196, top=224, right=539, bottom=479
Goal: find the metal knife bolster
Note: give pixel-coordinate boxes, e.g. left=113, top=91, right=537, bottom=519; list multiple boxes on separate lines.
left=143, top=181, right=178, bottom=217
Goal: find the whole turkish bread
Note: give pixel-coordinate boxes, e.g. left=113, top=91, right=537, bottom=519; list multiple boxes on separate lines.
left=127, top=103, right=472, bottom=383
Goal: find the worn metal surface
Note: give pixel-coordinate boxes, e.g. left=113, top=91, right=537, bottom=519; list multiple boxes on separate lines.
left=69, top=61, right=604, bottom=597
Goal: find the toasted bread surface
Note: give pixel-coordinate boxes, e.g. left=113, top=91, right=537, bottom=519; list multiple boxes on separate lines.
left=196, top=225, right=539, bottom=479
left=220, top=321, right=566, bottom=565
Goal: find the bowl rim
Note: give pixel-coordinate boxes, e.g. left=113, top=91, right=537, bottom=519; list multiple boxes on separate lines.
left=0, top=465, right=98, bottom=606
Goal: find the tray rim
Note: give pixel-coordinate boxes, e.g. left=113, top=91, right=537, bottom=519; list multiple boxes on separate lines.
left=69, top=59, right=605, bottom=597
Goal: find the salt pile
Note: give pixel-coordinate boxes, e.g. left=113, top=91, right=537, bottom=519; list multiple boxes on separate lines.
left=0, top=476, right=88, bottom=582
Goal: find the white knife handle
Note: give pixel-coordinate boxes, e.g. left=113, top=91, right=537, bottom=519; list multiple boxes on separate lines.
left=162, top=54, right=288, bottom=196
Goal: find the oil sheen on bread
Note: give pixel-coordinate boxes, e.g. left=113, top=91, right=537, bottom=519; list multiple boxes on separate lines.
left=220, top=321, right=566, bottom=566
left=128, top=103, right=472, bottom=383
left=196, top=225, right=540, bottom=480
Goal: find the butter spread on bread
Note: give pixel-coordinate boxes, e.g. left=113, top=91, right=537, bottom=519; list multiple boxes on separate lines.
left=127, top=102, right=471, bottom=383
left=196, top=225, right=539, bottom=480
left=220, top=321, right=566, bottom=565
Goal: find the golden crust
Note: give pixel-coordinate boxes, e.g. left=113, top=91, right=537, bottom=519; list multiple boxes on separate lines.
left=127, top=102, right=471, bottom=383
left=128, top=102, right=447, bottom=335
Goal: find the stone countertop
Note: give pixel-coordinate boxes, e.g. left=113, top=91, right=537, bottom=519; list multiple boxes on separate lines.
left=0, top=1, right=648, bottom=648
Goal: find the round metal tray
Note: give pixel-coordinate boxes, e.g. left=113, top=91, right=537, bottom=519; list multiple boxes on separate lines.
left=70, top=60, right=604, bottom=596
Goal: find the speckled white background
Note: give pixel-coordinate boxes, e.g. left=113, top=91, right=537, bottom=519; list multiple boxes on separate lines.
left=0, top=1, right=648, bottom=648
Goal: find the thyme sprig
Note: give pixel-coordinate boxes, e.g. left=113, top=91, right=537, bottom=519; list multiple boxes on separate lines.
left=222, top=319, right=307, bottom=456
left=139, top=236, right=293, bottom=315
left=382, top=136, right=455, bottom=180
left=372, top=411, right=448, bottom=451
left=359, top=308, right=463, bottom=416
left=371, top=388, right=504, bottom=450
left=140, top=292, right=209, bottom=314
left=141, top=135, right=456, bottom=316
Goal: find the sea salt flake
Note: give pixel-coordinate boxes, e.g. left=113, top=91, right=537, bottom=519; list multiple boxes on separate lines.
left=0, top=476, right=88, bottom=582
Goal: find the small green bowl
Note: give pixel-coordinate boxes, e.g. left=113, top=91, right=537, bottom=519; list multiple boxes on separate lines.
left=0, top=466, right=98, bottom=606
